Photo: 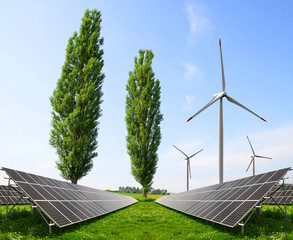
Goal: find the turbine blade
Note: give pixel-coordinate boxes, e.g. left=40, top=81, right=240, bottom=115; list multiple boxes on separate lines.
left=219, top=38, right=225, bottom=92
left=173, top=145, right=189, bottom=158
left=255, top=155, right=272, bottom=159
left=189, top=149, right=203, bottom=159
left=225, top=95, right=267, bottom=122
left=246, top=136, right=255, bottom=155
left=246, top=158, right=254, bottom=172
left=187, top=94, right=222, bottom=122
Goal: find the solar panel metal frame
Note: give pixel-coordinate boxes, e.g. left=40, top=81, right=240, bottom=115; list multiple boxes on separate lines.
left=262, top=185, right=293, bottom=205
left=0, top=185, right=31, bottom=205
left=2, top=167, right=138, bottom=231
left=155, top=167, right=291, bottom=230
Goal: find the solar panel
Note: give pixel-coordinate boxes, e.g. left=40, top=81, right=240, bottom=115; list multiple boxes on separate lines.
left=0, top=185, right=30, bottom=205
left=156, top=167, right=290, bottom=228
left=2, top=167, right=138, bottom=228
left=263, top=185, right=293, bottom=205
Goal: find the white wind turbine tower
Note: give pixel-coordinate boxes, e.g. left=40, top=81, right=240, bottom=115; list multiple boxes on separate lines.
left=187, top=39, right=267, bottom=184
left=246, top=136, right=272, bottom=176
left=173, top=145, right=203, bottom=191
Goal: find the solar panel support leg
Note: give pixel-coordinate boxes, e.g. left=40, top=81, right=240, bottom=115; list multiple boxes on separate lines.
left=5, top=178, right=11, bottom=220
left=6, top=195, right=27, bottom=218
left=4, top=179, right=26, bottom=219
left=256, top=204, right=262, bottom=215
left=31, top=204, right=37, bottom=215
left=49, top=223, right=55, bottom=235
left=3, top=180, right=31, bottom=220
left=238, top=222, right=245, bottom=235
left=238, top=208, right=256, bottom=235
left=269, top=195, right=286, bottom=214
left=282, top=178, right=287, bottom=220
left=267, top=180, right=288, bottom=220
left=36, top=207, right=55, bottom=235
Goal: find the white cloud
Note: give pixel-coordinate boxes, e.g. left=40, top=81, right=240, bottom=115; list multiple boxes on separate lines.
left=181, top=62, right=204, bottom=80
left=183, top=95, right=195, bottom=111
left=186, top=5, right=208, bottom=34
left=184, top=63, right=196, bottom=78
left=185, top=4, right=213, bottom=45
left=186, top=95, right=194, bottom=105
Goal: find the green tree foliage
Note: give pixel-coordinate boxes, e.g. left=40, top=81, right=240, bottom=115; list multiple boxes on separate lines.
left=126, top=49, right=163, bottom=198
left=49, top=9, right=104, bottom=184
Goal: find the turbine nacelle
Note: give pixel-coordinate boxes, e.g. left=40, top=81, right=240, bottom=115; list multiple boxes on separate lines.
left=212, top=92, right=226, bottom=99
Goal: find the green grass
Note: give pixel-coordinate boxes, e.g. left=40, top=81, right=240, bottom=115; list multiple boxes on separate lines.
left=0, top=195, right=292, bottom=239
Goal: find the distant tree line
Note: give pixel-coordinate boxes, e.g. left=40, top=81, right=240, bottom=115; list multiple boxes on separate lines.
left=119, top=186, right=169, bottom=195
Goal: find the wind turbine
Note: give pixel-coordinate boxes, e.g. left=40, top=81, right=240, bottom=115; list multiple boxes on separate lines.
left=187, top=39, right=267, bottom=184
left=173, top=145, right=203, bottom=191
left=246, top=136, right=272, bottom=176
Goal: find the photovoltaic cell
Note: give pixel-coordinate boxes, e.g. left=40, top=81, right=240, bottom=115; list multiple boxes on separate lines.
left=37, top=201, right=71, bottom=226
left=17, top=171, right=37, bottom=184
left=51, top=201, right=80, bottom=223
left=222, top=201, right=256, bottom=226
left=71, top=201, right=93, bottom=218
left=205, top=201, right=230, bottom=220
left=212, top=201, right=242, bottom=223
left=155, top=167, right=290, bottom=228
left=17, top=182, right=45, bottom=200
left=2, top=167, right=137, bottom=228
left=255, top=172, right=271, bottom=184
left=32, top=185, right=56, bottom=200
left=268, top=170, right=287, bottom=182
left=65, top=202, right=88, bottom=220
left=5, top=170, right=26, bottom=182
left=248, top=182, right=275, bottom=200
left=236, top=184, right=261, bottom=200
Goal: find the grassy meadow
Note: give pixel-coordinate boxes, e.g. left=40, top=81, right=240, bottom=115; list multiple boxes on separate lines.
left=0, top=193, right=292, bottom=239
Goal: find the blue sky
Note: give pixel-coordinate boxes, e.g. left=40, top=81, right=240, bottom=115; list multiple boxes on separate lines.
left=0, top=0, right=292, bottom=193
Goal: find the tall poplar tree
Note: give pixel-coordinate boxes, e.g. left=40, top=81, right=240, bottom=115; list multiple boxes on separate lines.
left=49, top=9, right=104, bottom=184
left=126, top=49, right=163, bottom=198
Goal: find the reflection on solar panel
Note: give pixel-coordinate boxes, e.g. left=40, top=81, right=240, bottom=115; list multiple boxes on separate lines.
left=2, top=167, right=137, bottom=230
left=156, top=167, right=290, bottom=229
left=263, top=185, right=293, bottom=205
left=0, top=185, right=30, bottom=205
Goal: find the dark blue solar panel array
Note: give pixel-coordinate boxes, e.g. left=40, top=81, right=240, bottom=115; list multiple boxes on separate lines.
left=156, top=167, right=290, bottom=228
left=0, top=185, right=30, bottom=205
left=3, top=167, right=137, bottom=227
left=263, top=185, right=293, bottom=205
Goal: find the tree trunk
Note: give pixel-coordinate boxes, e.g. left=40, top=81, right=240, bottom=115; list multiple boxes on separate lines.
left=142, top=186, right=147, bottom=198
left=71, top=173, right=78, bottom=184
